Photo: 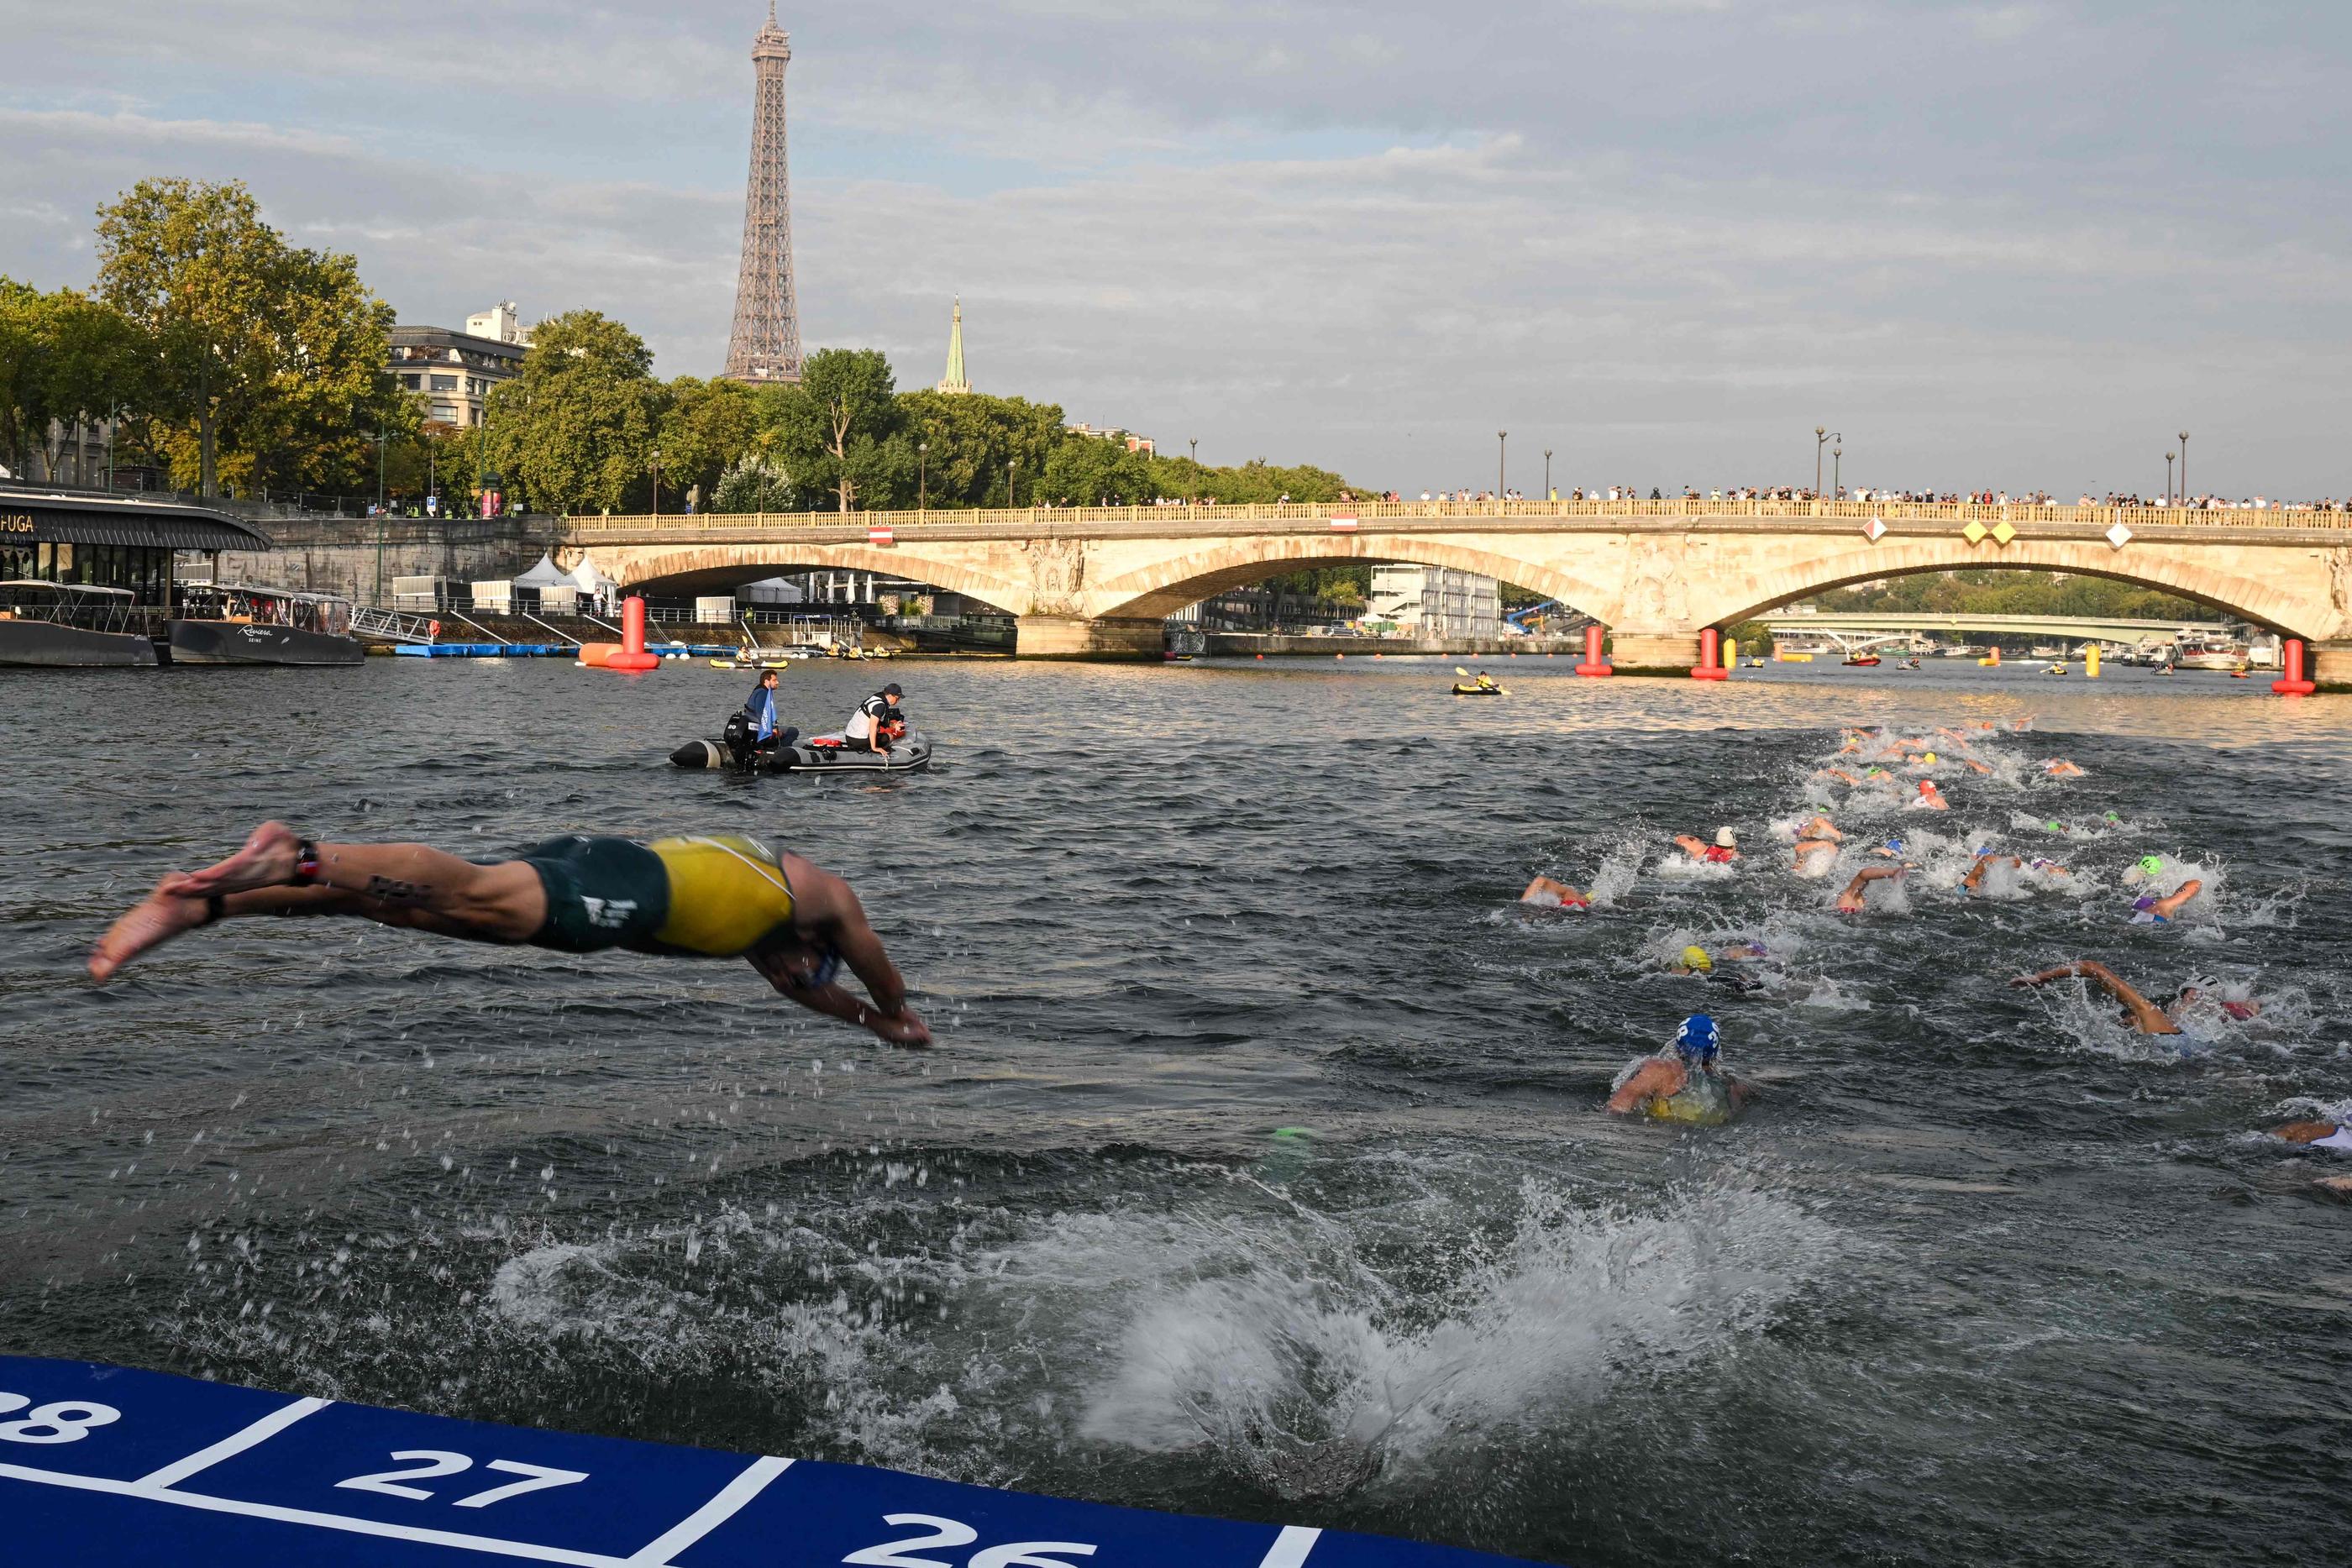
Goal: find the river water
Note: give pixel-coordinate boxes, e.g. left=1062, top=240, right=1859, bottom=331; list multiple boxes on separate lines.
left=3, top=654, right=2347, bottom=1566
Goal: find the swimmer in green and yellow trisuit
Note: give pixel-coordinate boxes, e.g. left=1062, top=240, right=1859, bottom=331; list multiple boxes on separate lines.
left=1604, top=1014, right=1757, bottom=1125
left=88, top=821, right=930, bottom=1045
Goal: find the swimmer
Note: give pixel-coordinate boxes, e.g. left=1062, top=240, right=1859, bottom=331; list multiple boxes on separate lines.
left=2268, top=1120, right=2352, bottom=1195
left=1605, top=1014, right=1757, bottom=1125
left=1793, top=821, right=1843, bottom=877
left=1813, top=767, right=1862, bottom=786
left=1834, top=864, right=1907, bottom=913
left=1672, top=827, right=1740, bottom=864
left=2043, top=759, right=2087, bottom=778
left=1872, top=836, right=1907, bottom=859
left=1908, top=779, right=1950, bottom=811
left=2129, top=878, right=2204, bottom=925
left=88, top=821, right=932, bottom=1046
left=1669, top=944, right=1715, bottom=975
left=1960, top=757, right=1993, bottom=775
left=1520, top=875, right=1591, bottom=910
left=2009, top=960, right=2258, bottom=1035
left=1962, top=851, right=2017, bottom=893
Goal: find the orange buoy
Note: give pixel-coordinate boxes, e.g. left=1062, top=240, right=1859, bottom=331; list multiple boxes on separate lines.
left=1576, top=622, right=1612, bottom=677
left=1690, top=627, right=1729, bottom=681
left=578, top=642, right=619, bottom=668
left=606, top=596, right=659, bottom=672
left=2274, top=637, right=2316, bottom=695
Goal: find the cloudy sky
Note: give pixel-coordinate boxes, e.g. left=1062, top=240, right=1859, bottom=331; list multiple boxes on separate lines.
left=4, top=2, right=2346, bottom=497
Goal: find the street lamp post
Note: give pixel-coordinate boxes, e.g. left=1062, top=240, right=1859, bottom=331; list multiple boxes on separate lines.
left=1007, top=458, right=1017, bottom=509
left=2177, top=430, right=2189, bottom=503
left=1188, top=437, right=1198, bottom=504
left=1497, top=430, right=1507, bottom=501
left=2166, top=452, right=2175, bottom=504
left=105, top=401, right=123, bottom=492
left=1543, top=447, right=1553, bottom=501
left=373, top=428, right=387, bottom=605
left=651, top=448, right=662, bottom=518
left=1815, top=426, right=1827, bottom=497
left=918, top=441, right=928, bottom=512
left=1832, top=444, right=1842, bottom=498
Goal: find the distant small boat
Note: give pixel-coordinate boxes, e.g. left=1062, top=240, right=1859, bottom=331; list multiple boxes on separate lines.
left=1843, top=654, right=1882, bottom=667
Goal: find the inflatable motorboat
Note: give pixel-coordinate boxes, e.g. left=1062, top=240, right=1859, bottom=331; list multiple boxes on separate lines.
left=672, top=726, right=932, bottom=775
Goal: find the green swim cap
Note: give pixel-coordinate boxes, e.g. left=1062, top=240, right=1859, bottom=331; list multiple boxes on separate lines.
left=2103, top=811, right=2121, bottom=821
left=2046, top=820, right=2064, bottom=832
left=2138, top=855, right=2165, bottom=875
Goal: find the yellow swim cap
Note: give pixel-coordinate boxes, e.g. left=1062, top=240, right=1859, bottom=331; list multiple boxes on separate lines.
left=1923, top=752, right=1938, bottom=764
left=1681, top=945, right=1714, bottom=972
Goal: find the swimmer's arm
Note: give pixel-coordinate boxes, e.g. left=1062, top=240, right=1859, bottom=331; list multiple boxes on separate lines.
left=2273, top=1121, right=2339, bottom=1145
left=1726, top=1073, right=1761, bottom=1108
left=1604, top=1059, right=1680, bottom=1114
left=2013, top=960, right=2177, bottom=1034
left=779, top=859, right=929, bottom=1045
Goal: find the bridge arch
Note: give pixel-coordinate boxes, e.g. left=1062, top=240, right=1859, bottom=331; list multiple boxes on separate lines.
left=574, top=543, right=1030, bottom=617
left=1085, top=533, right=1620, bottom=623
left=1701, top=538, right=2330, bottom=639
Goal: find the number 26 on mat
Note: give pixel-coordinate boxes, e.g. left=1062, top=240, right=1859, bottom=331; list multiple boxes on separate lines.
left=846, top=1514, right=1099, bottom=1568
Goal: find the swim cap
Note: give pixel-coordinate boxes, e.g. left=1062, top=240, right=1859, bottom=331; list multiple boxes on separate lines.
left=2138, top=855, right=2165, bottom=875
left=1976, top=846, right=1997, bottom=858
left=1680, top=945, right=1714, bottom=973
left=2046, top=821, right=2064, bottom=832
left=2103, top=811, right=2121, bottom=822
left=1883, top=838, right=1903, bottom=853
left=1923, top=753, right=1937, bottom=764
left=1714, top=826, right=1738, bottom=848
left=1919, top=779, right=1938, bottom=794
left=1675, top=1015, right=1720, bottom=1060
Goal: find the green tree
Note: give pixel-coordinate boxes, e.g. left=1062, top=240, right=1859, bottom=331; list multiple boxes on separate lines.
left=485, top=310, right=665, bottom=514
left=711, top=453, right=793, bottom=514
left=241, top=244, right=407, bottom=496
left=897, top=388, right=1063, bottom=507
left=1038, top=431, right=1158, bottom=505
left=659, top=376, right=762, bottom=510
left=38, top=290, right=144, bottom=485
left=768, top=348, right=908, bottom=511
left=96, top=179, right=292, bottom=497
left=1146, top=454, right=1356, bottom=504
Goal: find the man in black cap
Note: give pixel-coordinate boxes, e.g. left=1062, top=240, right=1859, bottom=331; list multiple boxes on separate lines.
left=844, top=681, right=905, bottom=755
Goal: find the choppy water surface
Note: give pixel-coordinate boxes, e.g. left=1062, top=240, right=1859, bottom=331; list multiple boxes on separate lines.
left=3, top=655, right=2348, bottom=1567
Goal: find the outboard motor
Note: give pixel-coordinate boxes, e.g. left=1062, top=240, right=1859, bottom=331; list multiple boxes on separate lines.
left=721, top=710, right=754, bottom=770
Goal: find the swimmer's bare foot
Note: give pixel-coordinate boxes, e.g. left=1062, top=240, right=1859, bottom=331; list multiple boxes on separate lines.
left=160, top=821, right=303, bottom=897
left=89, top=882, right=213, bottom=982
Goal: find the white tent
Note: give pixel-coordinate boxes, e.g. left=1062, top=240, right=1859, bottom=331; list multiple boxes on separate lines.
left=570, top=555, right=621, bottom=595
left=513, top=552, right=568, bottom=588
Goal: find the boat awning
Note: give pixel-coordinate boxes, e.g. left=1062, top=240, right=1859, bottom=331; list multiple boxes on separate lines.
left=0, top=491, right=273, bottom=550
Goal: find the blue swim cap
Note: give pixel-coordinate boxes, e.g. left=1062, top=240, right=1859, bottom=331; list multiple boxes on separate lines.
left=1883, top=838, right=1903, bottom=853
left=1675, top=1014, right=1720, bottom=1061
left=1976, top=846, right=1998, bottom=858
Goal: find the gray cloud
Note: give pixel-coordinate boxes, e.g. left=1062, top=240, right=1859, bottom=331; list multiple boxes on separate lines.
left=3, top=1, right=2347, bottom=497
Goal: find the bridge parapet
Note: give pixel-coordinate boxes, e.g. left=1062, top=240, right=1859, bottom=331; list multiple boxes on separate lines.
left=557, top=496, right=2352, bottom=543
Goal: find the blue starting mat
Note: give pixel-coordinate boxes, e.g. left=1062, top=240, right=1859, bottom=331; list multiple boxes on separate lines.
left=0, top=1356, right=1542, bottom=1568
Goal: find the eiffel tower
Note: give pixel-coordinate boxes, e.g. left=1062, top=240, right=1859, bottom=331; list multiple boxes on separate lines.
left=723, top=3, right=804, bottom=383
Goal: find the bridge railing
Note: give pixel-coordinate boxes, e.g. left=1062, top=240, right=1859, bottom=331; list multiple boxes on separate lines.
left=558, top=496, right=2352, bottom=535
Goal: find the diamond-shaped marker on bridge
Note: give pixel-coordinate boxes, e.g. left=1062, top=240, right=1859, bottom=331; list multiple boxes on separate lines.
left=2106, top=521, right=2134, bottom=548
left=1990, top=521, right=2018, bottom=545
left=1861, top=516, right=1887, bottom=542
left=1961, top=521, right=1988, bottom=544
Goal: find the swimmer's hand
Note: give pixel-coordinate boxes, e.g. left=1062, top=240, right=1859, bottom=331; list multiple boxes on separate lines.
left=866, top=1004, right=931, bottom=1047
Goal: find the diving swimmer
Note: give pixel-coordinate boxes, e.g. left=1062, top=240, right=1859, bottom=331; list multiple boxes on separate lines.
left=2009, top=960, right=2260, bottom=1036
left=88, top=821, right=932, bottom=1046
left=1604, top=1014, right=1756, bottom=1125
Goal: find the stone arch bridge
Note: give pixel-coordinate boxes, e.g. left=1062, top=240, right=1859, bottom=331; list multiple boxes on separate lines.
left=553, top=499, right=2352, bottom=677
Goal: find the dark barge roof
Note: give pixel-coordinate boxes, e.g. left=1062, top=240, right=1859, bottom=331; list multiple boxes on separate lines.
left=0, top=489, right=274, bottom=550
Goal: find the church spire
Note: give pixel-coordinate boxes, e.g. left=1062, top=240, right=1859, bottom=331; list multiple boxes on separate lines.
left=936, top=297, right=970, bottom=395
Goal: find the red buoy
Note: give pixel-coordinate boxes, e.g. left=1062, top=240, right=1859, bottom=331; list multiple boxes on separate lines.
left=1575, top=622, right=1612, bottom=677
left=606, top=595, right=659, bottom=672
left=1691, top=627, right=1729, bottom=680
left=2273, top=637, right=2316, bottom=695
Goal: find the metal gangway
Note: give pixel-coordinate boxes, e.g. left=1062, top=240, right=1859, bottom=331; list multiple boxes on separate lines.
left=350, top=606, right=440, bottom=645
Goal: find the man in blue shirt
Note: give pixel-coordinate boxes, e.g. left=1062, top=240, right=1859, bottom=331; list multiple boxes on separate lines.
left=743, top=670, right=790, bottom=753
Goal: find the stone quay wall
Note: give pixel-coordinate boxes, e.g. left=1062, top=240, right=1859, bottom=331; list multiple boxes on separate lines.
left=200, top=514, right=550, bottom=603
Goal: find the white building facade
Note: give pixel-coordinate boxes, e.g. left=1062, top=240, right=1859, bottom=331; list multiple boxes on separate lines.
left=1368, top=564, right=1501, bottom=639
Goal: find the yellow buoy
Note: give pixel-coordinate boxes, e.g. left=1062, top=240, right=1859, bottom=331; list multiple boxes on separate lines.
left=2086, top=645, right=2101, bottom=678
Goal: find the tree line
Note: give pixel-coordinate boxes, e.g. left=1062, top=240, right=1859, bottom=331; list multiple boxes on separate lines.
left=1, top=176, right=1363, bottom=520
left=1, top=179, right=407, bottom=499
left=482, top=312, right=1358, bottom=518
